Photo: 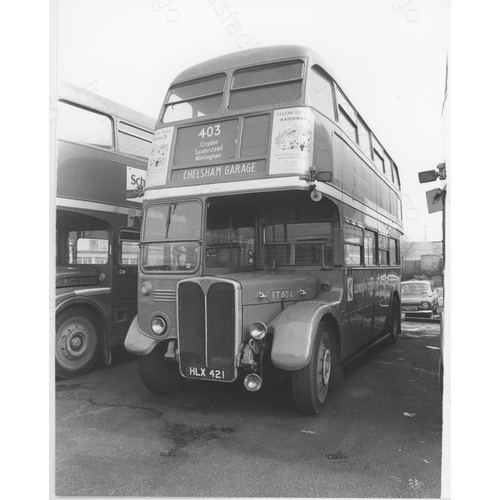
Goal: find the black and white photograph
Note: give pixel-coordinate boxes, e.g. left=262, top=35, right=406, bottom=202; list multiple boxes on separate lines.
left=45, top=0, right=475, bottom=497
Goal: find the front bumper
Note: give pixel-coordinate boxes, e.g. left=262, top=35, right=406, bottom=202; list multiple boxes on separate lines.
left=401, top=306, right=434, bottom=316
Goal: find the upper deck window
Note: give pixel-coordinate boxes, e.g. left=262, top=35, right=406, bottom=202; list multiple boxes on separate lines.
left=308, top=66, right=335, bottom=120
left=117, top=122, right=153, bottom=159
left=372, top=136, right=385, bottom=173
left=162, top=73, right=226, bottom=123
left=58, top=101, right=113, bottom=149
left=335, top=87, right=358, bottom=143
left=228, top=61, right=304, bottom=110
left=357, top=117, right=372, bottom=160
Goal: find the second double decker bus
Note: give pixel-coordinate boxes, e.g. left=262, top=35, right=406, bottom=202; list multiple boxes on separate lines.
left=125, top=45, right=403, bottom=414
left=56, top=82, right=155, bottom=379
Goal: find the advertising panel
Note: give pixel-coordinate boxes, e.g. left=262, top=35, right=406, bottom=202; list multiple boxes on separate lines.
left=269, top=107, right=315, bottom=175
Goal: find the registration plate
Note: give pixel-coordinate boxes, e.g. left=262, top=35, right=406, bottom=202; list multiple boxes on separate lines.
left=185, top=366, right=227, bottom=380
left=403, top=306, right=418, bottom=311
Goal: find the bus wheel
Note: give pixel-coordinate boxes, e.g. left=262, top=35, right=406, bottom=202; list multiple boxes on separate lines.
left=292, top=322, right=333, bottom=415
left=55, top=308, right=102, bottom=379
left=137, top=341, right=184, bottom=394
left=388, top=301, right=401, bottom=344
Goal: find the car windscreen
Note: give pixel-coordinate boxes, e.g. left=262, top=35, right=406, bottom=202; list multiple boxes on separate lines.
left=402, top=284, right=430, bottom=294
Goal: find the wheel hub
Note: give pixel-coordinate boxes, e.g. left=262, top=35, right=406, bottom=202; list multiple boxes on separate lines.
left=322, top=349, right=332, bottom=386
left=317, top=342, right=332, bottom=392
left=60, top=324, right=89, bottom=359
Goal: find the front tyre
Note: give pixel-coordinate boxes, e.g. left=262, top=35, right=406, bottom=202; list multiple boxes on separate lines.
left=55, top=308, right=102, bottom=379
left=137, top=341, right=184, bottom=394
left=292, top=322, right=333, bottom=415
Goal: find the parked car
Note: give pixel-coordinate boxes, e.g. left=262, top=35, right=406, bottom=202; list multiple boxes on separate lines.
left=401, top=280, right=439, bottom=318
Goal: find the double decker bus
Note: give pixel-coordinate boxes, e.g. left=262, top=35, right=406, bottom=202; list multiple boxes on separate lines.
left=55, top=82, right=155, bottom=379
left=125, top=46, right=403, bottom=414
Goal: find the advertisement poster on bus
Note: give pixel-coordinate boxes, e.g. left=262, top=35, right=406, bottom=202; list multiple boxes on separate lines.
left=269, top=107, right=314, bottom=176
left=145, top=126, right=174, bottom=187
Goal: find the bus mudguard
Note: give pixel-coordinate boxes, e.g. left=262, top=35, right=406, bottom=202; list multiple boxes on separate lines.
left=269, top=301, right=337, bottom=371
left=124, top=316, right=161, bottom=355
left=56, top=293, right=108, bottom=323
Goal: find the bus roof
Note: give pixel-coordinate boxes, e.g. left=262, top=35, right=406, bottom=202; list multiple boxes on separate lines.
left=58, top=81, right=156, bottom=131
left=172, top=45, right=335, bottom=85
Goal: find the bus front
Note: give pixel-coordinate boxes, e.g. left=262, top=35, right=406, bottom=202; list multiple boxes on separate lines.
left=126, top=47, right=401, bottom=414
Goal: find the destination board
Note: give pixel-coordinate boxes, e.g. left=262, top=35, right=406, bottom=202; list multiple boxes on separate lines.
left=171, top=159, right=266, bottom=184
left=173, top=119, right=239, bottom=165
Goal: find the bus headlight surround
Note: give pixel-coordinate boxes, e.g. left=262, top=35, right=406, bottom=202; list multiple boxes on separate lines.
left=151, top=315, right=168, bottom=336
left=422, top=301, right=430, bottom=309
left=140, top=281, right=153, bottom=296
left=249, top=321, right=267, bottom=340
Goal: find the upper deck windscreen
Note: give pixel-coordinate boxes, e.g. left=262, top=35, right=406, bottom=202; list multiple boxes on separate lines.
left=228, top=61, right=304, bottom=110
left=162, top=74, right=226, bottom=123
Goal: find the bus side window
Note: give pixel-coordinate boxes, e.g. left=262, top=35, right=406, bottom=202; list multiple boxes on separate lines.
left=309, top=66, right=335, bottom=120
left=119, top=231, right=140, bottom=266
left=344, top=224, right=363, bottom=266
left=389, top=238, right=399, bottom=265
left=357, top=117, right=372, bottom=160
left=335, top=86, right=358, bottom=143
left=363, top=229, right=377, bottom=266
left=67, top=230, right=109, bottom=265
left=379, top=235, right=390, bottom=266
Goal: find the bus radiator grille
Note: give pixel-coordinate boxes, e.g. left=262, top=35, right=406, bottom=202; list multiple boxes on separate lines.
left=178, top=281, right=236, bottom=373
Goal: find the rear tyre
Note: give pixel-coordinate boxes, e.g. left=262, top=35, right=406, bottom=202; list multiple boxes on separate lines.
left=388, top=300, right=401, bottom=345
left=292, top=322, right=335, bottom=415
left=137, top=341, right=184, bottom=394
left=55, top=308, right=102, bottom=379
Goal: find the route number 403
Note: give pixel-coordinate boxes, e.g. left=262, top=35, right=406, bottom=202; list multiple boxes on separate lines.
left=198, top=124, right=221, bottom=138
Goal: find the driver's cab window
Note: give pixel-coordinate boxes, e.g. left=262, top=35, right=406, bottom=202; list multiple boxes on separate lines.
left=67, top=230, right=109, bottom=265
left=205, top=204, right=256, bottom=269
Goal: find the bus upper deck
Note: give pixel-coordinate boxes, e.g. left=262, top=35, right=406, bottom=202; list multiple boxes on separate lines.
left=145, top=45, right=402, bottom=232
left=57, top=81, right=155, bottom=211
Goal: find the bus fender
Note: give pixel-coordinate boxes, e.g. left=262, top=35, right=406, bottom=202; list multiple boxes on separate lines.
left=269, top=302, right=333, bottom=371
left=124, top=316, right=160, bottom=356
left=55, top=294, right=108, bottom=321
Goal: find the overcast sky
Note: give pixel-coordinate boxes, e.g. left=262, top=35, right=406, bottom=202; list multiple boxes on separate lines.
left=57, top=0, right=450, bottom=242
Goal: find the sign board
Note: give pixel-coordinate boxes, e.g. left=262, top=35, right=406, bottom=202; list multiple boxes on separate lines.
left=426, top=188, right=444, bottom=214
left=126, top=166, right=146, bottom=202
